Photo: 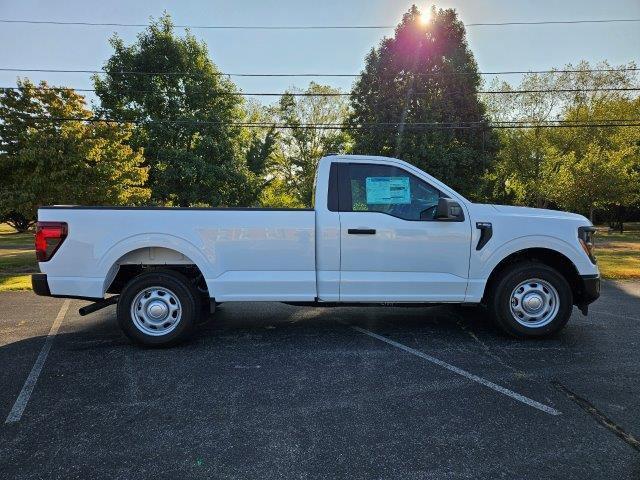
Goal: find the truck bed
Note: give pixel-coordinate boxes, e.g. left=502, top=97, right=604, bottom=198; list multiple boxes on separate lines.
left=38, top=206, right=317, bottom=301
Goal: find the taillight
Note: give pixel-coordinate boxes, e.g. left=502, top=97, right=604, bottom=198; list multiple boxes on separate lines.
left=578, top=226, right=596, bottom=264
left=35, top=221, right=68, bottom=262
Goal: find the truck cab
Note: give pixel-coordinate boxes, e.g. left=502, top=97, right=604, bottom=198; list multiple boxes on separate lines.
left=315, top=155, right=472, bottom=303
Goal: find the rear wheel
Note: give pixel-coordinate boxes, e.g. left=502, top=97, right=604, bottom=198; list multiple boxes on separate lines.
left=117, top=270, right=201, bottom=347
left=488, top=262, right=573, bottom=338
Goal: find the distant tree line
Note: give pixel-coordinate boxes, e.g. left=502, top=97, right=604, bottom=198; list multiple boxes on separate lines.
left=1, top=7, right=639, bottom=232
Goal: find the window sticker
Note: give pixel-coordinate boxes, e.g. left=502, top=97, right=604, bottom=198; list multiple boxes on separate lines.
left=365, top=176, right=411, bottom=204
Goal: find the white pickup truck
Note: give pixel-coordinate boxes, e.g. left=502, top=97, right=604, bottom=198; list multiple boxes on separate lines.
left=32, top=154, right=600, bottom=346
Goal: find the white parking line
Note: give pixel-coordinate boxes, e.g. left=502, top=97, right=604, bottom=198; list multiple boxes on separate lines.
left=351, top=325, right=561, bottom=416
left=5, top=299, right=70, bottom=424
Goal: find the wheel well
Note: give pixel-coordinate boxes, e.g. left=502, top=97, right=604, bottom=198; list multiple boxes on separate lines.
left=483, top=248, right=582, bottom=304
left=105, top=247, right=209, bottom=298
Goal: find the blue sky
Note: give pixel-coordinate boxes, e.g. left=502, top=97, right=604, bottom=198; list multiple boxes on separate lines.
left=0, top=0, right=639, bottom=104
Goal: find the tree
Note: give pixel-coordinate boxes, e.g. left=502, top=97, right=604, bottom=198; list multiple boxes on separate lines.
left=0, top=79, right=150, bottom=231
left=93, top=13, right=268, bottom=207
left=268, top=82, right=351, bottom=207
left=243, top=100, right=279, bottom=201
left=484, top=61, right=640, bottom=222
left=484, top=128, right=561, bottom=208
left=552, top=145, right=639, bottom=222
left=549, top=97, right=640, bottom=222
left=483, top=70, right=574, bottom=207
left=348, top=5, right=497, bottom=198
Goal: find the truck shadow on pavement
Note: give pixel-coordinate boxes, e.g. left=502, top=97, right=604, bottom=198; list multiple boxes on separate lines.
left=2, top=279, right=639, bottom=355
left=1, top=281, right=639, bottom=479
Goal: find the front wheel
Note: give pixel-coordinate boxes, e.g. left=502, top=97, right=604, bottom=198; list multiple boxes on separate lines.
left=488, top=262, right=573, bottom=338
left=117, top=270, right=201, bottom=347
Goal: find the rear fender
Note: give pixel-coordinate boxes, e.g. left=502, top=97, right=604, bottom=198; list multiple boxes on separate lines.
left=98, top=234, right=213, bottom=296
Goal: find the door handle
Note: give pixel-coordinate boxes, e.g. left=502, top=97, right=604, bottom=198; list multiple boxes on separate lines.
left=348, top=228, right=376, bottom=235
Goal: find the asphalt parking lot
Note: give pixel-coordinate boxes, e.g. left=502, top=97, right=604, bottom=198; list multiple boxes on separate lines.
left=1, top=281, right=639, bottom=479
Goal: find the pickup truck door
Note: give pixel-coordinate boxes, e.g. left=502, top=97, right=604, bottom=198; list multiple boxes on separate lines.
left=337, top=162, right=471, bottom=302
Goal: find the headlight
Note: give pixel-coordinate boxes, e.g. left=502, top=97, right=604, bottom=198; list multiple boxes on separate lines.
left=578, top=226, right=596, bottom=264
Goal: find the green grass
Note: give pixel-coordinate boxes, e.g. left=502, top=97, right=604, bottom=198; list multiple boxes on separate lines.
left=0, top=248, right=37, bottom=273
left=0, top=223, right=33, bottom=247
left=0, top=274, right=32, bottom=291
left=594, top=229, right=640, bottom=279
left=0, top=223, right=37, bottom=292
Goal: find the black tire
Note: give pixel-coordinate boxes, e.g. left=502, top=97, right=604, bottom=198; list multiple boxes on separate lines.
left=487, top=262, right=573, bottom=338
left=117, top=270, right=201, bottom=347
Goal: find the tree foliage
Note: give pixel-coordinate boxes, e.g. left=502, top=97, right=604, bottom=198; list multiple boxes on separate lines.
left=348, top=5, right=497, bottom=198
left=93, top=13, right=271, bottom=207
left=484, top=62, right=640, bottom=221
left=265, top=82, right=351, bottom=207
left=0, top=79, right=150, bottom=231
left=2, top=9, right=638, bottom=229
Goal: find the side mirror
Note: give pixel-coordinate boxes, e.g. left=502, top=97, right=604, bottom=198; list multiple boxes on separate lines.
left=435, top=197, right=464, bottom=221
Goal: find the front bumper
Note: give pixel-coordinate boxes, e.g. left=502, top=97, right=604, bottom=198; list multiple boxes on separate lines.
left=32, top=273, right=51, bottom=297
left=575, top=274, right=600, bottom=314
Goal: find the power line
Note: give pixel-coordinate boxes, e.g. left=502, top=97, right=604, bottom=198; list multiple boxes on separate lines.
left=12, top=115, right=640, bottom=130
left=465, top=19, right=640, bottom=26
left=14, top=116, right=640, bottom=124
left=2, top=85, right=639, bottom=96
left=480, top=88, right=640, bottom=94
left=1, top=67, right=638, bottom=78
left=1, top=18, right=639, bottom=29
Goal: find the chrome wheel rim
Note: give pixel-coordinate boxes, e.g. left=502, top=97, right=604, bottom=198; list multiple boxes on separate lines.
left=509, top=278, right=560, bottom=328
left=130, top=286, right=182, bottom=336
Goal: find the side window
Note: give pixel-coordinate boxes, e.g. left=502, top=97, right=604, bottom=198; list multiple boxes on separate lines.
left=343, top=163, right=441, bottom=220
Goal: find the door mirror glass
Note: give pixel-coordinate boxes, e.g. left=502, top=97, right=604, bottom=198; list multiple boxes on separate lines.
left=435, top=198, right=464, bottom=221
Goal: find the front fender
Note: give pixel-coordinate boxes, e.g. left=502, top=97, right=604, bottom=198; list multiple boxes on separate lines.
left=475, top=235, right=595, bottom=279
left=464, top=234, right=598, bottom=303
